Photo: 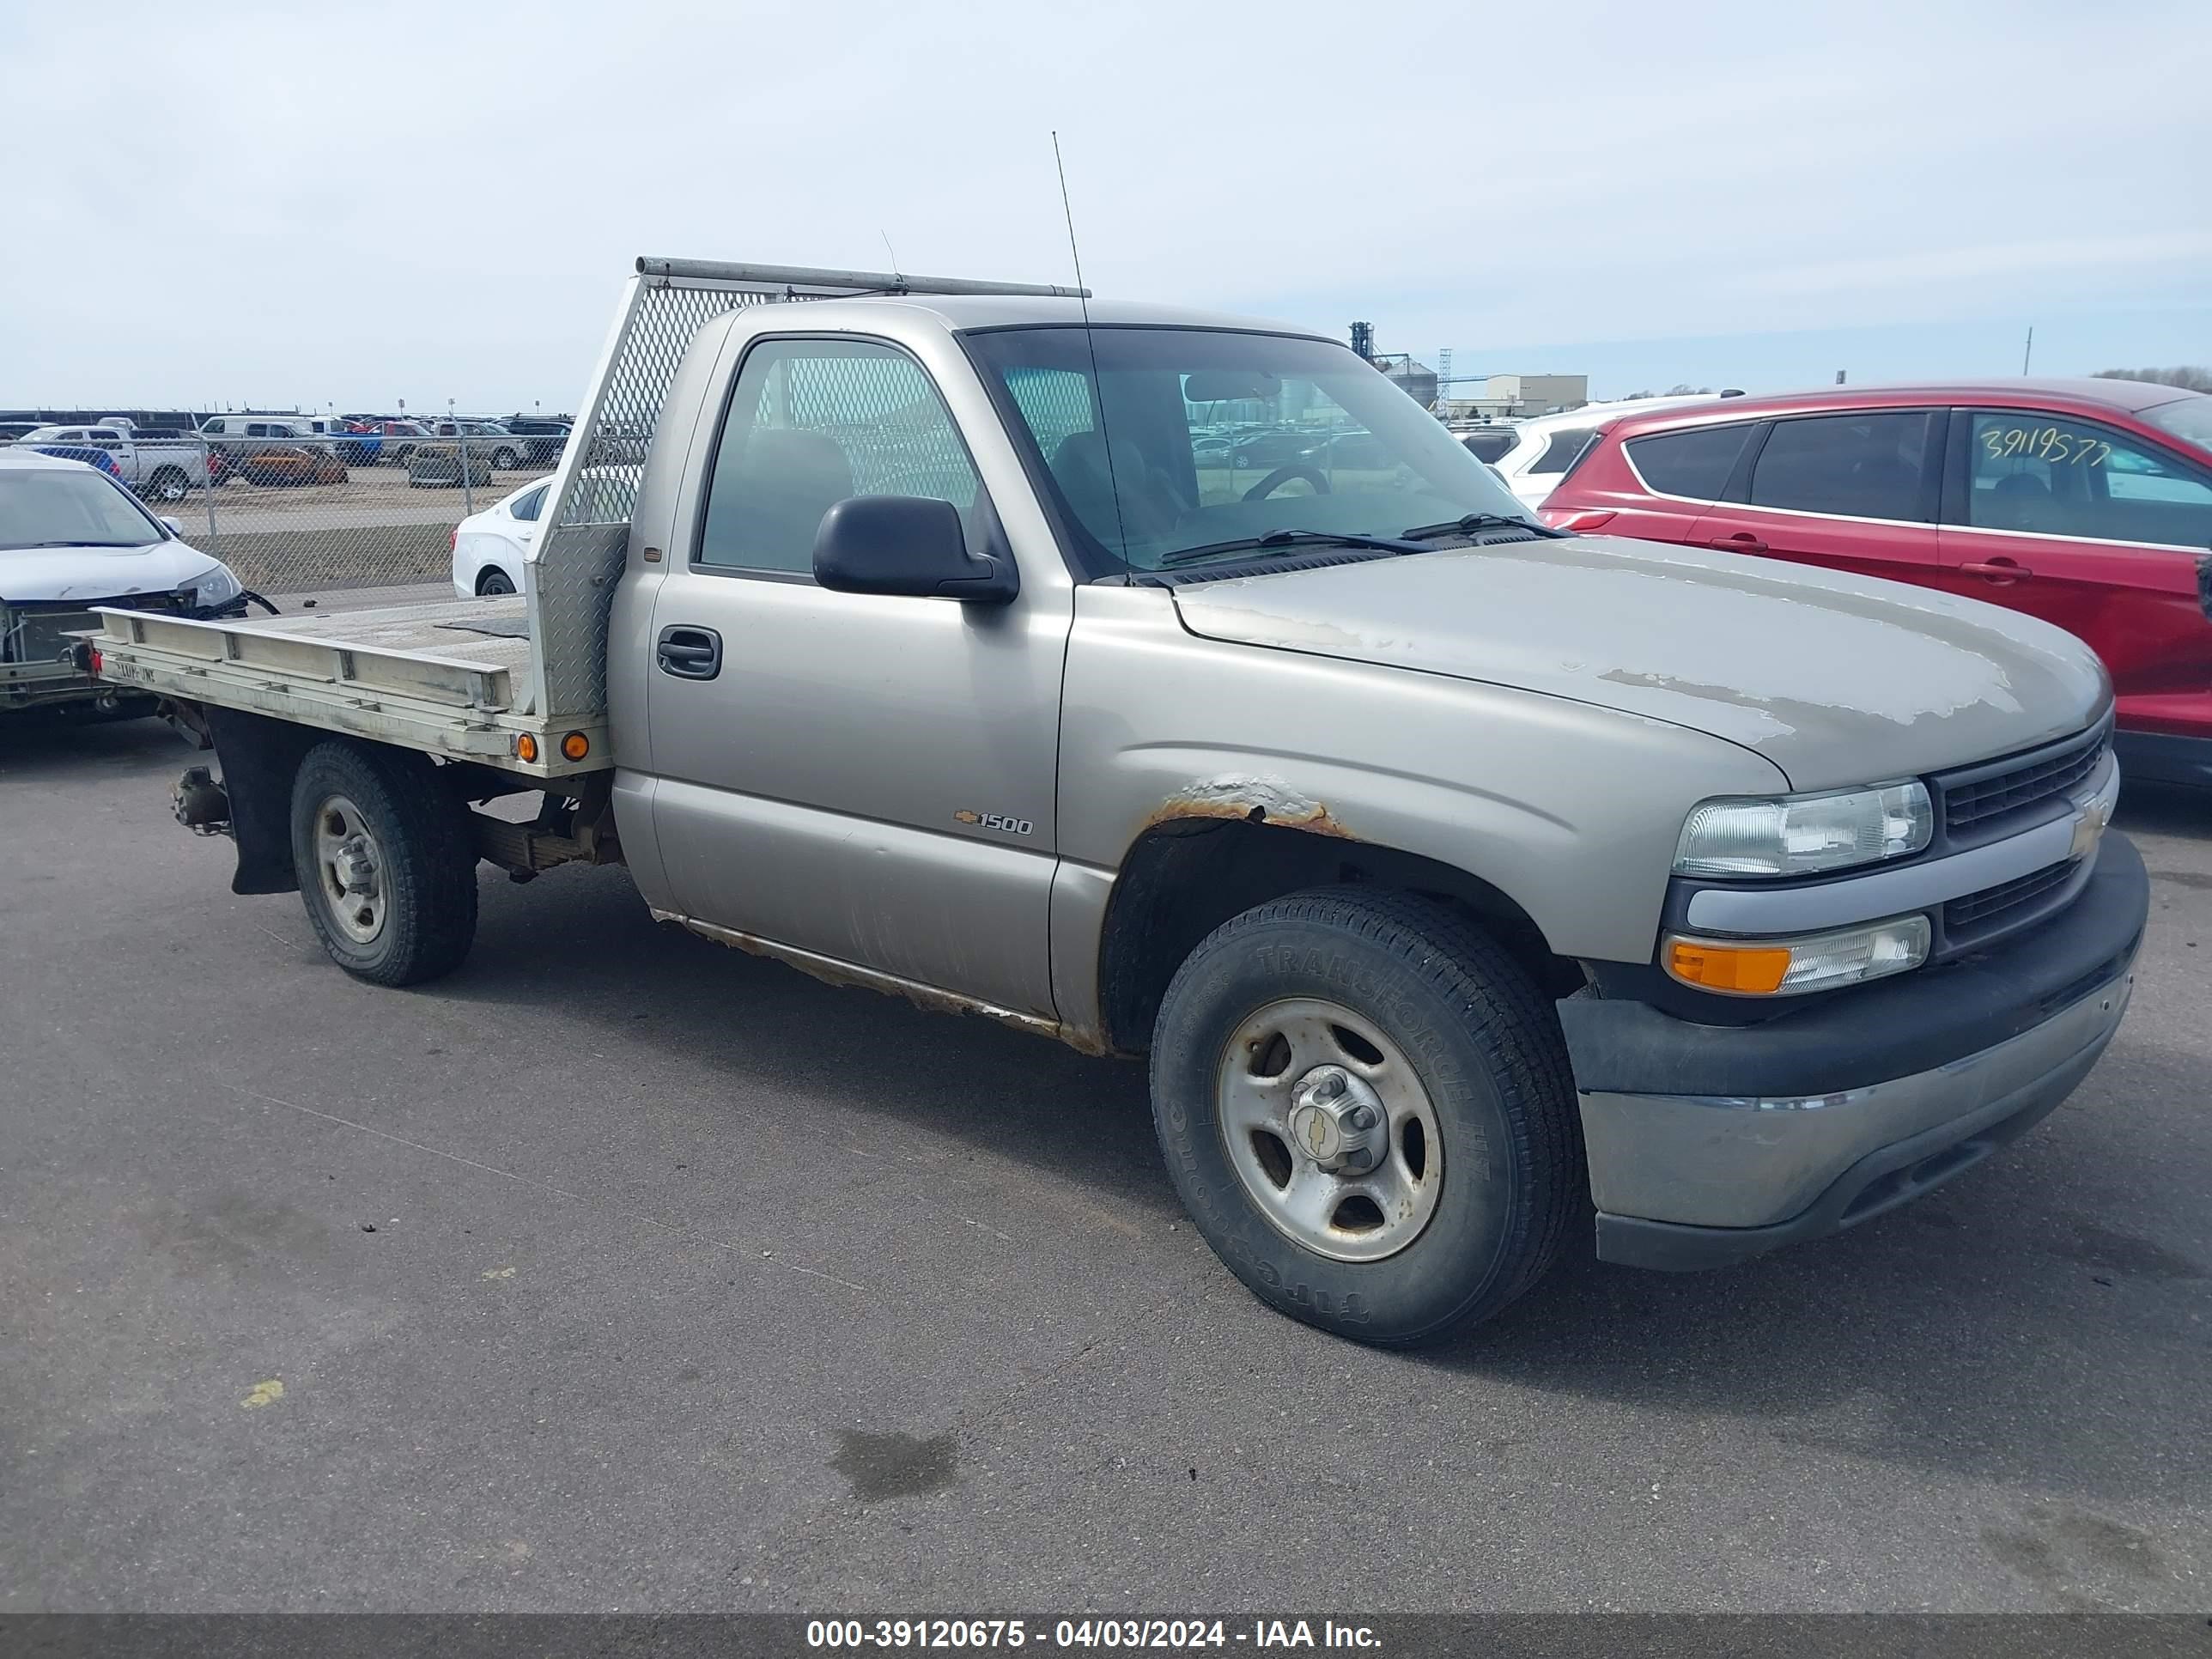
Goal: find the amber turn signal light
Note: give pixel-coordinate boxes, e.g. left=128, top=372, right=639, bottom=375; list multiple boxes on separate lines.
left=515, top=734, right=539, bottom=763
left=1666, top=939, right=1792, bottom=994
left=561, top=732, right=590, bottom=762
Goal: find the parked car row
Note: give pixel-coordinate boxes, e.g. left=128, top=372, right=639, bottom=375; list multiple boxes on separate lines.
left=340, top=413, right=571, bottom=471
left=1, top=413, right=574, bottom=495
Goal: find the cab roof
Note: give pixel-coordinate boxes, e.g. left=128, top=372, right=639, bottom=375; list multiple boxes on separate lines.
left=768, top=292, right=1343, bottom=342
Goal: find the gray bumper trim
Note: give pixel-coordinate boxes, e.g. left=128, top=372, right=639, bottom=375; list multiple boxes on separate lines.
left=1579, top=964, right=2134, bottom=1233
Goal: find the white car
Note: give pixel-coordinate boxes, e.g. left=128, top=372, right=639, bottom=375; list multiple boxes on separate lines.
left=451, top=477, right=550, bottom=596
left=452, top=470, right=640, bottom=598
left=1488, top=392, right=1743, bottom=508
left=2, top=449, right=250, bottom=716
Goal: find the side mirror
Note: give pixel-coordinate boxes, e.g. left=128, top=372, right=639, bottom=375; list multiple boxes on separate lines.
left=812, top=495, right=1018, bottom=605
left=159, top=516, right=184, bottom=538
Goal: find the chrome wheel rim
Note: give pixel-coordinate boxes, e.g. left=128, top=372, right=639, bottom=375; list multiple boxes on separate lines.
left=312, top=793, right=386, bottom=945
left=1216, top=997, right=1444, bottom=1263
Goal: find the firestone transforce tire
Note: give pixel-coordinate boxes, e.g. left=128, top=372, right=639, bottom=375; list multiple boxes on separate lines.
left=1150, top=887, right=1582, bottom=1346
left=289, top=739, right=479, bottom=987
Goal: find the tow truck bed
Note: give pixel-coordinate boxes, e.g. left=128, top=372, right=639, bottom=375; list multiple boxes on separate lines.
left=88, top=595, right=606, bottom=780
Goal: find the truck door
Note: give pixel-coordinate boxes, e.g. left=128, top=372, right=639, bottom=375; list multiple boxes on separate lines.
left=644, top=333, right=1072, bottom=1019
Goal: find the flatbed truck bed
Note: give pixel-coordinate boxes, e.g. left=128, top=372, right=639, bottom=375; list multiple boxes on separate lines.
left=88, top=594, right=608, bottom=781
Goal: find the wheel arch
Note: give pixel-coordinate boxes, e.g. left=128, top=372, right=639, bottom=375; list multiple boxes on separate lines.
left=1095, top=815, right=1582, bottom=1057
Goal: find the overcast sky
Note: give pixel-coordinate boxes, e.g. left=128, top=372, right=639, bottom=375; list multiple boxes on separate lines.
left=3, top=0, right=2205, bottom=411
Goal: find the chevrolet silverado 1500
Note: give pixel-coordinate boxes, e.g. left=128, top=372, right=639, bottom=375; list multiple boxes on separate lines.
left=87, top=258, right=2147, bottom=1344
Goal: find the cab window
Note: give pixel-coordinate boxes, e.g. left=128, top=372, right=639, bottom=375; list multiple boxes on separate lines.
left=696, top=337, right=981, bottom=575
left=1955, top=410, right=2212, bottom=548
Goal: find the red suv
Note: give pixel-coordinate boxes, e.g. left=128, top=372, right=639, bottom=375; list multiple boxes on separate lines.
left=1539, top=379, right=2212, bottom=786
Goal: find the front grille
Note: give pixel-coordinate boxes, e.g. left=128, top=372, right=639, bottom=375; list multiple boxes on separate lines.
left=1946, top=859, right=2075, bottom=932
left=1940, top=724, right=2108, bottom=833
left=3, top=596, right=181, bottom=666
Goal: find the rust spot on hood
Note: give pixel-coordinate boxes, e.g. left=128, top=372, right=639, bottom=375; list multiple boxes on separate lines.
left=1145, top=775, right=1355, bottom=839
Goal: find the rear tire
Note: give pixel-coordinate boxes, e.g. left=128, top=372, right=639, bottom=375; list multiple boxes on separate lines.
left=289, top=739, right=479, bottom=986
left=149, top=467, right=190, bottom=502
left=477, top=568, right=515, bottom=596
left=1150, top=887, right=1581, bottom=1346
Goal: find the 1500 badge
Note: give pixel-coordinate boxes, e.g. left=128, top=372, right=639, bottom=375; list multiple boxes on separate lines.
left=953, top=810, right=1035, bottom=836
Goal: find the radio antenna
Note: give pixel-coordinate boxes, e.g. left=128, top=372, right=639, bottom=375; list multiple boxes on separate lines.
left=1053, top=131, right=1130, bottom=567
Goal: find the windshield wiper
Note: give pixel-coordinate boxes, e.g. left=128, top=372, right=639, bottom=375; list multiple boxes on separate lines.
left=1156, top=528, right=1429, bottom=568
left=1399, top=512, right=1568, bottom=542
left=8, top=540, right=150, bottom=550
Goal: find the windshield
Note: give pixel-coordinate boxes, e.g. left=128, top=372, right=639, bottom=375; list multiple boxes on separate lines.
left=966, top=326, right=1534, bottom=573
left=2142, top=392, right=2212, bottom=455
left=0, top=466, right=161, bottom=550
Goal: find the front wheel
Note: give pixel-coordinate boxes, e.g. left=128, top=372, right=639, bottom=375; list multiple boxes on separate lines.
left=289, top=739, right=479, bottom=986
left=1150, top=888, right=1581, bottom=1346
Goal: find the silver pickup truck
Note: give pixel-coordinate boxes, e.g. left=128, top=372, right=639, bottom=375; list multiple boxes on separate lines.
left=17, top=418, right=211, bottom=503
left=88, top=258, right=2148, bottom=1346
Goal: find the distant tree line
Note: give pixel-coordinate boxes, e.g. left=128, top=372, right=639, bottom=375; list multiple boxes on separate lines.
left=2094, top=366, right=2212, bottom=392
left=1620, top=384, right=1716, bottom=399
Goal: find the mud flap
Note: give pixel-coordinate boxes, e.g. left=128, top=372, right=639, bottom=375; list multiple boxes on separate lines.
left=202, top=706, right=318, bottom=896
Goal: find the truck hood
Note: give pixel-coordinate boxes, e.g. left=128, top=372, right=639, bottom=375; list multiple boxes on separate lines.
left=1170, top=536, right=2111, bottom=790
left=0, top=541, right=223, bottom=605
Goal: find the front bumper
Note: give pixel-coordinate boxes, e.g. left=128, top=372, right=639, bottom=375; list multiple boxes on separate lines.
left=1560, top=832, right=2148, bottom=1270
left=3, top=657, right=101, bottom=709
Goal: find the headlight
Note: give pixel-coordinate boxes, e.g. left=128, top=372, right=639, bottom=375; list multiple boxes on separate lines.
left=1666, top=914, right=1930, bottom=997
left=1674, top=781, right=1932, bottom=878
left=188, top=565, right=243, bottom=608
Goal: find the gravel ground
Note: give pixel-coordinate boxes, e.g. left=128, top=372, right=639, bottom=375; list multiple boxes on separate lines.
left=1, top=706, right=2206, bottom=1615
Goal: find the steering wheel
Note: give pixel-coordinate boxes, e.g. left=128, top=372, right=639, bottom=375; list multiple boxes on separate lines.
left=1243, top=464, right=1331, bottom=502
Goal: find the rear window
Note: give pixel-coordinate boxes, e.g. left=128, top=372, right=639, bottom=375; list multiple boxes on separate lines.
left=2142, top=393, right=2212, bottom=454
left=1626, top=423, right=1753, bottom=501
left=1527, top=428, right=1595, bottom=475
left=1747, top=410, right=1936, bottom=522
left=1460, top=428, right=1516, bottom=464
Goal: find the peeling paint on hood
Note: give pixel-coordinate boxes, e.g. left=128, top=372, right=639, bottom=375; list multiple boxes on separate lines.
left=1170, top=536, right=2111, bottom=791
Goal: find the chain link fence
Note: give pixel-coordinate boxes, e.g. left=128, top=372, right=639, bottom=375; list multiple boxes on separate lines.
left=21, top=423, right=566, bottom=599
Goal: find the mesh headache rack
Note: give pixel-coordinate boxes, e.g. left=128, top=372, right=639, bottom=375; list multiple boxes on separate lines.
left=522, top=257, right=1089, bottom=731
left=86, top=257, right=1085, bottom=779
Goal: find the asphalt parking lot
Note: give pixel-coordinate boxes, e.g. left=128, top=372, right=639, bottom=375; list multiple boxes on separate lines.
left=3, top=708, right=2208, bottom=1614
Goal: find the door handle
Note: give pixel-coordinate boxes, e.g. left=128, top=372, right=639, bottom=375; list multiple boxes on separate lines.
left=656, top=624, right=722, bottom=680
left=1707, top=532, right=1768, bottom=554
left=1960, top=559, right=2033, bottom=583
